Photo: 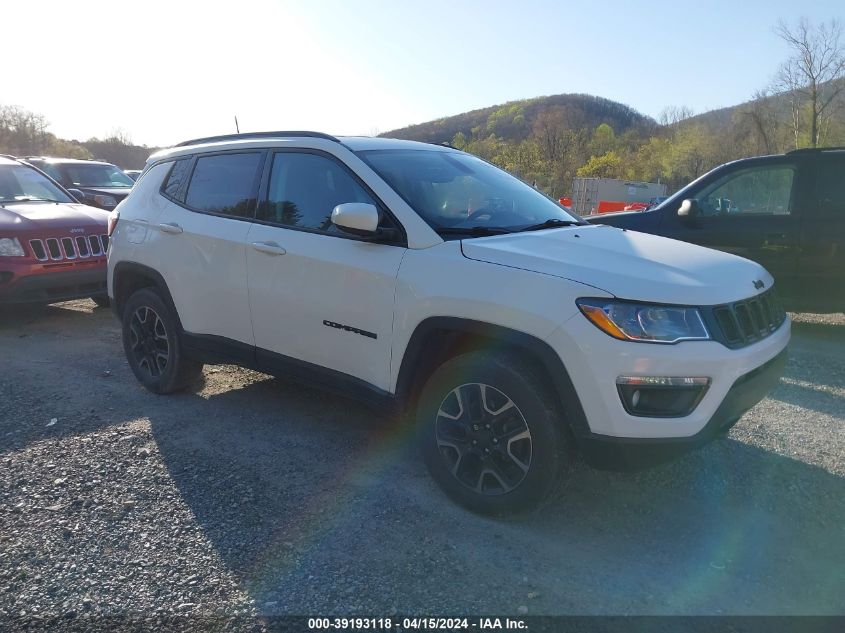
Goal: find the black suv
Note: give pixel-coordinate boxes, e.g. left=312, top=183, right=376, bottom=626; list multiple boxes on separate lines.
left=24, top=157, right=135, bottom=210
left=589, top=148, right=845, bottom=313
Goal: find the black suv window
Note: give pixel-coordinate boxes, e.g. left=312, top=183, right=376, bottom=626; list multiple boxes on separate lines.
left=697, top=165, right=795, bottom=216
left=63, top=163, right=134, bottom=188
left=36, top=163, right=64, bottom=184
left=815, top=156, right=845, bottom=216
left=185, top=152, right=261, bottom=217
left=162, top=158, right=191, bottom=201
left=259, top=152, right=379, bottom=233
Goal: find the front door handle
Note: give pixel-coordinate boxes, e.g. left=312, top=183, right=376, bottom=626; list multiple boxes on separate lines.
left=763, top=232, right=790, bottom=252
left=158, top=222, right=183, bottom=234
left=251, top=241, right=286, bottom=256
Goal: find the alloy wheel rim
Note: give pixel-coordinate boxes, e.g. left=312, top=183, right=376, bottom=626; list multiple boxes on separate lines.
left=129, top=306, right=169, bottom=378
left=435, top=383, right=532, bottom=495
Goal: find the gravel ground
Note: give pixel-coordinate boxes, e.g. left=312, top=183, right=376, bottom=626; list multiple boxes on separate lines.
left=1, top=301, right=843, bottom=627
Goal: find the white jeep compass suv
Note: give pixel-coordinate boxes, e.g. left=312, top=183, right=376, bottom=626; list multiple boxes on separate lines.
left=107, top=131, right=790, bottom=514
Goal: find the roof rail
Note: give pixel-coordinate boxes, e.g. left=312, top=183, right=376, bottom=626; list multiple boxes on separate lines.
left=786, top=146, right=845, bottom=154
left=0, top=154, right=19, bottom=161
left=173, top=130, right=341, bottom=148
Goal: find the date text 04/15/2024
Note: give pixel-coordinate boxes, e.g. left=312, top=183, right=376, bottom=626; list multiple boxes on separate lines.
left=307, top=617, right=528, bottom=630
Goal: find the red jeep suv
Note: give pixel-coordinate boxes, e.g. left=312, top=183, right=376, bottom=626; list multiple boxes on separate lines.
left=0, top=156, right=110, bottom=305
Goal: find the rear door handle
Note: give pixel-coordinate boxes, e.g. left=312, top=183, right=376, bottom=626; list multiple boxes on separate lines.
left=158, top=222, right=183, bottom=234
left=251, top=241, right=286, bottom=256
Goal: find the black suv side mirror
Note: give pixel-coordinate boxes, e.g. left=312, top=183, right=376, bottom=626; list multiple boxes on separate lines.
left=677, top=198, right=701, bottom=218
left=67, top=188, right=86, bottom=203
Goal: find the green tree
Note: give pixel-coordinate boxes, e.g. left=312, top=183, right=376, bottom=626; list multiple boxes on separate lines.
left=589, top=123, right=616, bottom=156
left=577, top=151, right=624, bottom=179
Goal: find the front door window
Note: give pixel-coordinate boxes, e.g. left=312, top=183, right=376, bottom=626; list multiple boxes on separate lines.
left=697, top=165, right=795, bottom=217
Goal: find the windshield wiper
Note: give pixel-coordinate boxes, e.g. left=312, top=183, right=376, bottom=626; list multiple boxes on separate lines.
left=516, top=218, right=581, bottom=232
left=435, top=226, right=513, bottom=237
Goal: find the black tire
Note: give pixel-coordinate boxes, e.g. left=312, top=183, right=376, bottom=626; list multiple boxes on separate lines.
left=121, top=288, right=203, bottom=394
left=91, top=295, right=110, bottom=308
left=416, top=351, right=574, bottom=515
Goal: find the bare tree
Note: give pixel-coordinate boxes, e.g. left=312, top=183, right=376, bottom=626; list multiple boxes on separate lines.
left=740, top=89, right=783, bottom=154
left=0, top=105, right=50, bottom=155
left=531, top=107, right=569, bottom=163
left=105, top=127, right=134, bottom=145
left=774, top=17, right=845, bottom=147
left=657, top=105, right=695, bottom=128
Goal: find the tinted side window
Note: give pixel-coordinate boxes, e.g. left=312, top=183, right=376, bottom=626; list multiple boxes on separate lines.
left=815, top=157, right=845, bottom=216
left=698, top=165, right=795, bottom=216
left=185, top=153, right=261, bottom=217
left=259, top=152, right=378, bottom=233
left=161, top=158, right=191, bottom=201
left=39, top=163, right=64, bottom=183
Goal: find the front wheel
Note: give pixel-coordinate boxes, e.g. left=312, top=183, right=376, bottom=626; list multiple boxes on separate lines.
left=416, top=351, right=574, bottom=515
left=121, top=287, right=203, bottom=394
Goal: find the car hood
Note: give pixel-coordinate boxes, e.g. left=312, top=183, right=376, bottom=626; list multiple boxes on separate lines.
left=0, top=202, right=109, bottom=230
left=76, top=186, right=132, bottom=198
left=460, top=224, right=773, bottom=306
left=586, top=209, right=660, bottom=231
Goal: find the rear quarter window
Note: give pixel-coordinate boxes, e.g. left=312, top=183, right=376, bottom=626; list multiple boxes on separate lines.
left=160, top=158, right=192, bottom=202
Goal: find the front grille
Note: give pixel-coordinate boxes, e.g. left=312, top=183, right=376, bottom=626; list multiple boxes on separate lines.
left=708, top=288, right=786, bottom=349
left=76, top=236, right=90, bottom=257
left=88, top=235, right=102, bottom=256
left=29, top=234, right=106, bottom=262
left=61, top=237, right=77, bottom=259
left=30, top=240, right=47, bottom=261
left=46, top=238, right=61, bottom=260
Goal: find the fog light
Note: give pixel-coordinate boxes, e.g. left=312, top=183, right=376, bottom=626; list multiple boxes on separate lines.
left=616, top=376, right=710, bottom=418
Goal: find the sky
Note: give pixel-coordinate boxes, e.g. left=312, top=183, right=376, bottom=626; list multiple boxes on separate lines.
left=5, top=0, right=843, bottom=148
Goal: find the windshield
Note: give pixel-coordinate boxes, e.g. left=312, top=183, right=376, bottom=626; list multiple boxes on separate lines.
left=358, top=149, right=581, bottom=234
left=0, top=165, right=74, bottom=203
left=61, top=163, right=135, bottom=188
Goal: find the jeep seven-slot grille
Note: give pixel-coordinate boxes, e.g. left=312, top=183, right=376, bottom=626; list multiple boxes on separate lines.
left=708, top=288, right=786, bottom=349
left=29, top=234, right=109, bottom=262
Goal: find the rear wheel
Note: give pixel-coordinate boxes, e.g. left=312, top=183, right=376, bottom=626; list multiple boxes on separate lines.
left=121, top=288, right=203, bottom=394
left=416, top=351, right=573, bottom=515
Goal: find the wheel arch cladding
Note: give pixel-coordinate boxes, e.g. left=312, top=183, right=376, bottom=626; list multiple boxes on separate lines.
left=395, top=317, right=592, bottom=438
left=112, top=262, right=181, bottom=327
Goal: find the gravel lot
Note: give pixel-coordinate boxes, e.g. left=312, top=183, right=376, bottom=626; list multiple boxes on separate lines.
left=1, top=301, right=843, bottom=625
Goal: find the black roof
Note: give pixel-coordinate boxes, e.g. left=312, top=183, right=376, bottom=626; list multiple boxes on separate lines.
left=786, top=146, right=845, bottom=155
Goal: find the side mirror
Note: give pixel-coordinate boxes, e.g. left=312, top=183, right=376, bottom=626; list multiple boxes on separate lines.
left=67, top=188, right=86, bottom=203
left=677, top=198, right=700, bottom=218
left=331, top=203, right=380, bottom=235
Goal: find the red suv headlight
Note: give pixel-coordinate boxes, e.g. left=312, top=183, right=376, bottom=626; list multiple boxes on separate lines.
left=107, top=211, right=120, bottom=237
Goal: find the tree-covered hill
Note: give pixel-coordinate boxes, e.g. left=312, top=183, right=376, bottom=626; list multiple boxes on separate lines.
left=380, top=80, right=844, bottom=199
left=383, top=93, right=656, bottom=145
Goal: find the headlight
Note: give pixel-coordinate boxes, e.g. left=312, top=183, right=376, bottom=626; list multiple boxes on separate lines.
left=577, top=298, right=710, bottom=343
left=93, top=194, right=117, bottom=208
left=0, top=237, right=25, bottom=257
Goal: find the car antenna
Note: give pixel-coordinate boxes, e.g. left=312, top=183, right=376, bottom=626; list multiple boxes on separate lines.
left=234, top=116, right=240, bottom=133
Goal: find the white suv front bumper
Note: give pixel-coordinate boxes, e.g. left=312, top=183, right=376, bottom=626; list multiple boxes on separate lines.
left=548, top=311, right=791, bottom=443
